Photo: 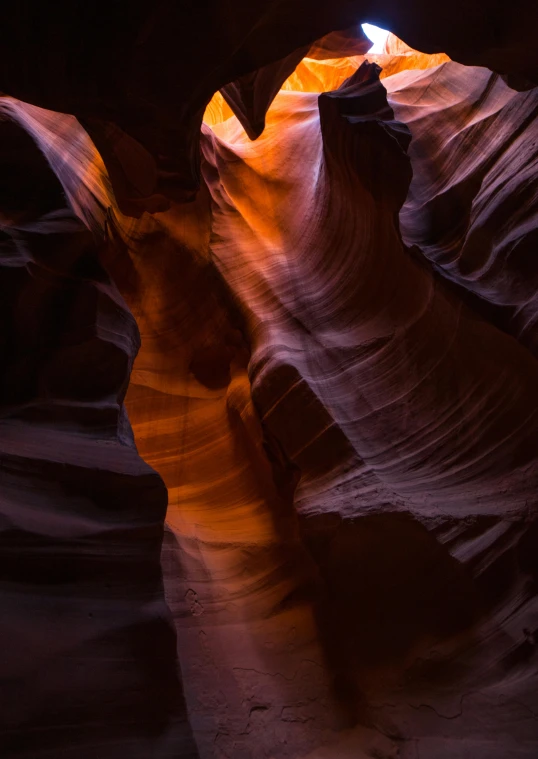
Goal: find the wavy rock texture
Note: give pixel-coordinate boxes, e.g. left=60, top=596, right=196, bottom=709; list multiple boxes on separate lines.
left=0, top=119, right=197, bottom=759
left=200, top=59, right=538, bottom=758
left=204, top=32, right=449, bottom=119
left=1, top=1, right=536, bottom=213
left=386, top=63, right=538, bottom=353
left=1, top=16, right=538, bottom=759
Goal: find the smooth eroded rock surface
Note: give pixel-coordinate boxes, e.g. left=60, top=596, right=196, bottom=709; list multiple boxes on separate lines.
left=1, top=14, right=537, bottom=759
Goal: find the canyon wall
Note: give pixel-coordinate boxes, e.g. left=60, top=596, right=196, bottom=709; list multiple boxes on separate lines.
left=1, top=6, right=537, bottom=758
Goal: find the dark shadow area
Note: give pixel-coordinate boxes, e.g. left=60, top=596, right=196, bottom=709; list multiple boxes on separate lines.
left=300, top=510, right=480, bottom=719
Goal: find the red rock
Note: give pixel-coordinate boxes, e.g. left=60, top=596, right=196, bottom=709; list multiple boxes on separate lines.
left=1, top=12, right=538, bottom=759
left=0, top=119, right=197, bottom=759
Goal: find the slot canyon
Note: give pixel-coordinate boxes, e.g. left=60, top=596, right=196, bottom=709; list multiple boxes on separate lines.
left=1, top=3, right=538, bottom=758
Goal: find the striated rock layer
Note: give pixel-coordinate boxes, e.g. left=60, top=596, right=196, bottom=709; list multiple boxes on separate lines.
left=0, top=119, right=197, bottom=758
left=1, top=2, right=536, bottom=214
left=1, top=15, right=538, bottom=759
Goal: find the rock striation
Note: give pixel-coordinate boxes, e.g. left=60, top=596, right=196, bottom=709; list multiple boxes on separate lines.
left=0, top=118, right=197, bottom=759
left=1, top=8, right=538, bottom=759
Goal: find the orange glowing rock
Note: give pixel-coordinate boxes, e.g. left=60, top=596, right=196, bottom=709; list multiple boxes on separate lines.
left=204, top=31, right=450, bottom=131
left=1, top=12, right=538, bottom=759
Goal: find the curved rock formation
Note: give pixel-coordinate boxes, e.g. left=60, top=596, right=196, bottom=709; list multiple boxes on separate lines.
left=1, top=10, right=538, bottom=759
left=0, top=118, right=197, bottom=759
left=1, top=2, right=536, bottom=213
left=387, top=63, right=538, bottom=353
left=200, top=61, right=538, bottom=756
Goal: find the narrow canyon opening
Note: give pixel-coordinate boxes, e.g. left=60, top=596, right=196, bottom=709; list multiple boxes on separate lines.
left=1, top=5, right=537, bottom=759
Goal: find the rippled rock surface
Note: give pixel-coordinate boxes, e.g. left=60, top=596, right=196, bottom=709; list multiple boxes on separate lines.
left=1, top=9, right=538, bottom=759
